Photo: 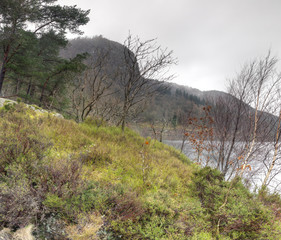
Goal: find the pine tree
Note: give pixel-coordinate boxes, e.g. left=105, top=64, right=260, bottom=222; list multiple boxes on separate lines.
left=0, top=0, right=90, bottom=95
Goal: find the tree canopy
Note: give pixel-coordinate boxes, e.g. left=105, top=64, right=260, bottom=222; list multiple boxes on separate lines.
left=0, top=0, right=90, bottom=96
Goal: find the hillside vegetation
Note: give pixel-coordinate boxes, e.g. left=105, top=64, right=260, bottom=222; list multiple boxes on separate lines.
left=0, top=102, right=281, bottom=239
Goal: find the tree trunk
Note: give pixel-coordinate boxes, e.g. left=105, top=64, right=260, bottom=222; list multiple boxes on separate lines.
left=0, top=64, right=6, bottom=97
left=180, top=137, right=186, bottom=153
left=0, top=59, right=8, bottom=97
left=120, top=103, right=128, bottom=132
left=159, top=132, right=163, bottom=142
left=0, top=45, right=11, bottom=96
left=120, top=120, right=124, bottom=131
left=15, top=78, right=22, bottom=94
left=262, top=109, right=281, bottom=187
left=240, top=93, right=260, bottom=177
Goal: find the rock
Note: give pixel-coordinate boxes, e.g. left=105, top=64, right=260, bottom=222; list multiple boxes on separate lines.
left=0, top=98, right=64, bottom=119
left=0, top=98, right=17, bottom=108
left=51, top=112, right=63, bottom=118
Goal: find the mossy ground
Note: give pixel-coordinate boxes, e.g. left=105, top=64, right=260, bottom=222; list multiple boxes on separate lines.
left=0, top=104, right=281, bottom=239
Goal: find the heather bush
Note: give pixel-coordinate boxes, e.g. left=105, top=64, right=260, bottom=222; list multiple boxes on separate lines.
left=0, top=104, right=51, bottom=229
left=0, top=104, right=87, bottom=237
left=0, top=167, right=41, bottom=228
left=0, top=104, right=51, bottom=174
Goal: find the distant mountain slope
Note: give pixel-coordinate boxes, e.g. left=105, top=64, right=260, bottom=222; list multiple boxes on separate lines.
left=60, top=36, right=279, bottom=129
left=60, top=36, right=208, bottom=122
left=60, top=36, right=133, bottom=81
left=61, top=36, right=124, bottom=62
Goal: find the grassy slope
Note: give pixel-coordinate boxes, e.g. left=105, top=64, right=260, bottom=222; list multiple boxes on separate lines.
left=0, top=103, right=281, bottom=239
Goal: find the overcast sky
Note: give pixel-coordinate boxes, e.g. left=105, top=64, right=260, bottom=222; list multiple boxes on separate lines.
left=58, top=0, right=281, bottom=92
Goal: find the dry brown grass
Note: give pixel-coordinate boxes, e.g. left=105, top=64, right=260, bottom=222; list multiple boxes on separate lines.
left=13, top=225, right=34, bottom=240
left=0, top=225, right=34, bottom=240
left=65, top=212, right=103, bottom=240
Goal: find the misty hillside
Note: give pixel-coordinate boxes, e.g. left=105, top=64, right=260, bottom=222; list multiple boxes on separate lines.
left=61, top=36, right=278, bottom=127
left=60, top=36, right=142, bottom=88
left=61, top=36, right=221, bottom=102
left=60, top=36, right=223, bottom=123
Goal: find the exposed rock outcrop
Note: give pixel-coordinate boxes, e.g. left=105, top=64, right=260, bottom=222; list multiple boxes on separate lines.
left=0, top=98, right=63, bottom=119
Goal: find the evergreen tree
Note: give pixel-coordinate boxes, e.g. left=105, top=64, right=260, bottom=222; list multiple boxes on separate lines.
left=0, top=0, right=90, bottom=95
left=7, top=29, right=87, bottom=108
left=171, top=113, right=178, bottom=128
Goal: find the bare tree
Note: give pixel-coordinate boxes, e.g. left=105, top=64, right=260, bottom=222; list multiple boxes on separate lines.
left=185, top=106, right=214, bottom=165
left=72, top=50, right=114, bottom=122
left=261, top=88, right=281, bottom=188
left=178, top=107, right=194, bottom=153
left=206, top=95, right=244, bottom=175
left=116, top=34, right=176, bottom=131
left=150, top=112, right=169, bottom=142
left=238, top=53, right=280, bottom=176
left=202, top=52, right=281, bottom=181
left=261, top=113, right=281, bottom=187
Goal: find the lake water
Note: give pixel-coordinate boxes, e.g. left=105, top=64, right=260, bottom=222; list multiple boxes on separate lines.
left=164, top=140, right=281, bottom=193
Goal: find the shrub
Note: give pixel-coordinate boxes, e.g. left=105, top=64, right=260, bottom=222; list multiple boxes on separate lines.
left=107, top=190, right=188, bottom=239
left=0, top=167, right=41, bottom=229
left=79, top=146, right=112, bottom=166
left=110, top=192, right=145, bottom=221
left=258, top=187, right=281, bottom=207
left=0, top=104, right=51, bottom=229
left=0, top=104, right=51, bottom=174
left=190, top=167, right=274, bottom=239
left=83, top=117, right=108, bottom=128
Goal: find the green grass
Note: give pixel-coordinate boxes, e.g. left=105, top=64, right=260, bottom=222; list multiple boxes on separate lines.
left=0, top=104, right=281, bottom=239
